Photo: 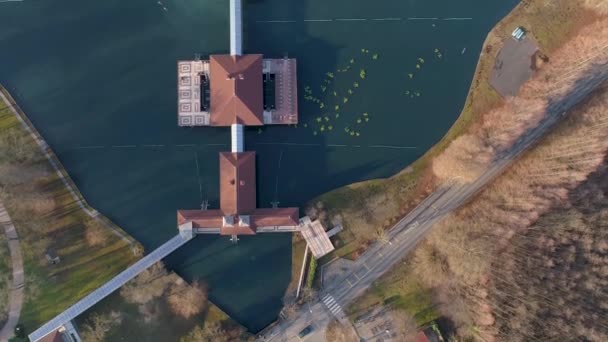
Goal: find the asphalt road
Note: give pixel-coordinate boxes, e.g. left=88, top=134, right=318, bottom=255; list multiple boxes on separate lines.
left=260, top=61, right=608, bottom=342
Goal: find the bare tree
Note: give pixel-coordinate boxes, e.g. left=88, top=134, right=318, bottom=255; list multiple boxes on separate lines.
left=120, top=262, right=172, bottom=304
left=166, top=280, right=208, bottom=318
left=85, top=218, right=109, bottom=247
left=80, top=311, right=121, bottom=342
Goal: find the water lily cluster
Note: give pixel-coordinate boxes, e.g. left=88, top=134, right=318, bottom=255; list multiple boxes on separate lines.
left=300, top=48, right=380, bottom=137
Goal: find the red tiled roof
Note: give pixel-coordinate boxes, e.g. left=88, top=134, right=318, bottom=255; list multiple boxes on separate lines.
left=219, top=152, right=256, bottom=215
left=209, top=54, right=264, bottom=126
left=251, top=207, right=299, bottom=227
left=178, top=209, right=224, bottom=228
left=39, top=330, right=64, bottom=342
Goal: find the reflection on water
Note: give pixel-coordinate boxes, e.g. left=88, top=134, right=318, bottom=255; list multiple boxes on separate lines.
left=0, top=0, right=519, bottom=331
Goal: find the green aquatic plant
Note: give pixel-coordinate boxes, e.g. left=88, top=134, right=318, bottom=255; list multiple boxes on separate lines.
left=418, top=57, right=425, bottom=64
left=350, top=58, right=355, bottom=64
left=372, top=53, right=379, bottom=60
left=365, top=117, right=369, bottom=122
left=335, top=105, right=340, bottom=111
left=320, top=102, right=325, bottom=109
left=344, top=127, right=350, bottom=132
left=304, top=123, right=308, bottom=128
left=320, top=125, right=325, bottom=132
left=258, top=128, right=263, bottom=134
left=321, top=85, right=327, bottom=92
left=324, top=116, right=330, bottom=122
left=416, top=64, right=421, bottom=69
left=328, top=125, right=333, bottom=131
left=348, top=89, right=353, bottom=95
left=335, top=113, right=340, bottom=118
left=333, top=91, right=338, bottom=97
left=313, top=131, right=318, bottom=136
left=415, top=91, right=421, bottom=97
left=360, top=48, right=365, bottom=53
left=408, top=73, right=414, bottom=79
left=343, top=97, right=348, bottom=104
left=356, top=132, right=360, bottom=137
left=359, top=69, right=366, bottom=79
left=434, top=48, right=439, bottom=53
left=316, top=117, right=322, bottom=123
left=437, top=53, right=442, bottom=58
left=357, top=118, right=362, bottom=124
left=363, top=112, right=368, bottom=116
left=405, top=90, right=410, bottom=95
left=353, top=82, right=359, bottom=88
left=326, top=72, right=334, bottom=78
left=350, top=131, right=355, bottom=136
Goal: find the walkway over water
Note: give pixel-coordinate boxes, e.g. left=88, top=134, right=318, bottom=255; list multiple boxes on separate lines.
left=28, top=233, right=194, bottom=342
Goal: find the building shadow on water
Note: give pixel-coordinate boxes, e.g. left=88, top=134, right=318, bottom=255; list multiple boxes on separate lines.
left=169, top=0, right=351, bottom=333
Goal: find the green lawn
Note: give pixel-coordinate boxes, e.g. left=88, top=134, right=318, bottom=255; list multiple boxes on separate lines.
left=0, top=87, right=140, bottom=333
left=346, top=261, right=439, bottom=326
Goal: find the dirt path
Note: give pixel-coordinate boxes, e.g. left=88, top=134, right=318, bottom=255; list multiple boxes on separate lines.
left=0, top=201, right=24, bottom=341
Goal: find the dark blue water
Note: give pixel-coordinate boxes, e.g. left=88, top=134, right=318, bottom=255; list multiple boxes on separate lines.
left=0, top=0, right=519, bottom=331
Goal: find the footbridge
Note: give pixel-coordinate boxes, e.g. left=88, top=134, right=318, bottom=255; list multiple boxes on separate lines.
left=28, top=232, right=194, bottom=342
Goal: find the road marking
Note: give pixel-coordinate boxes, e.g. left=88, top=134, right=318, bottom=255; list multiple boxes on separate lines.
left=363, top=263, right=370, bottom=270
left=353, top=273, right=361, bottom=279
left=304, top=19, right=333, bottom=22
left=407, top=17, right=439, bottom=20
left=346, top=278, right=354, bottom=286
left=112, top=145, right=136, bottom=148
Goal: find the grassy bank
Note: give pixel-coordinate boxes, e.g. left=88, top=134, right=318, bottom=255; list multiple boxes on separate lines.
left=1, top=87, right=247, bottom=339
left=346, top=261, right=439, bottom=327
left=0, top=87, right=141, bottom=332
left=308, top=0, right=597, bottom=261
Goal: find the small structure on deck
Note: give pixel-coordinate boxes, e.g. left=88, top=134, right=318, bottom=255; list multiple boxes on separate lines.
left=489, top=28, right=540, bottom=97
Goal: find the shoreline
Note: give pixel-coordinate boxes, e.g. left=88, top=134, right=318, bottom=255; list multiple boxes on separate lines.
left=304, top=0, right=599, bottom=263
left=0, top=85, right=243, bottom=339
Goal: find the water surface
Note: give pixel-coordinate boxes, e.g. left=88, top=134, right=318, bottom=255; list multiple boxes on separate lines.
left=0, top=0, right=519, bottom=331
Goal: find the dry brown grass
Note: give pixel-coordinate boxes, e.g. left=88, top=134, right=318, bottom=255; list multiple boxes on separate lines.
left=84, top=218, right=109, bottom=247
left=325, top=319, right=359, bottom=342
left=166, top=279, right=208, bottom=319
left=388, top=310, right=419, bottom=341
left=433, top=18, right=608, bottom=184
left=585, top=0, right=608, bottom=14
left=414, top=78, right=608, bottom=340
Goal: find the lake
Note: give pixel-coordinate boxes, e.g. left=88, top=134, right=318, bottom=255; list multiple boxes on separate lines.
left=0, top=0, right=519, bottom=332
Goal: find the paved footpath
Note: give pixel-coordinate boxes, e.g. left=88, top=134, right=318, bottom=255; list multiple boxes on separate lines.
left=0, top=201, right=24, bottom=341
